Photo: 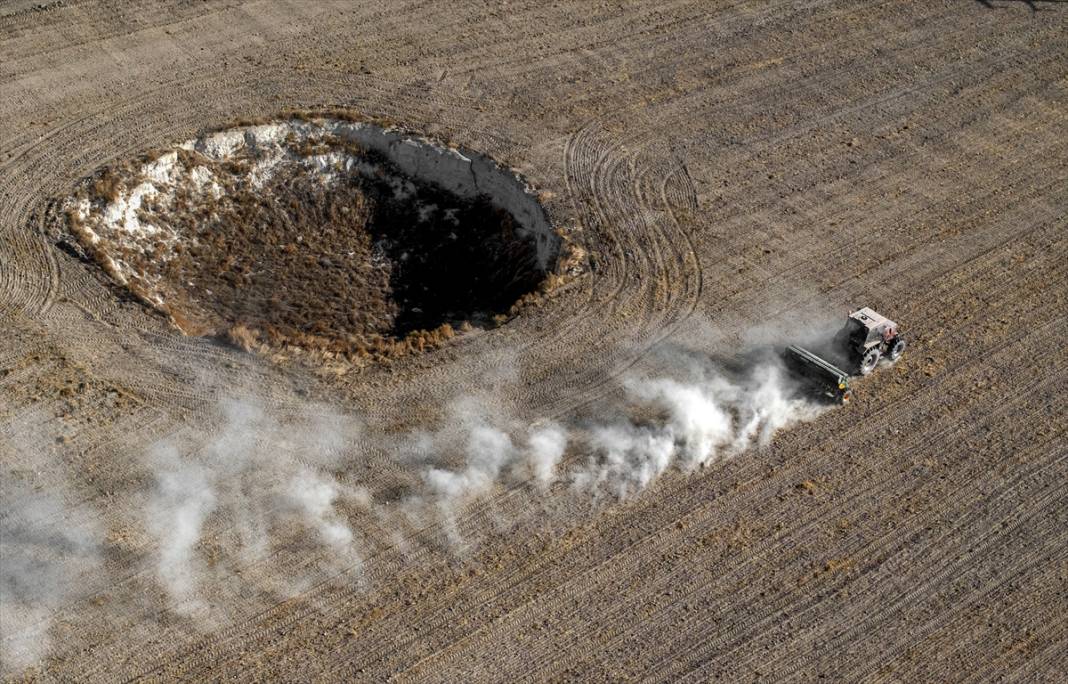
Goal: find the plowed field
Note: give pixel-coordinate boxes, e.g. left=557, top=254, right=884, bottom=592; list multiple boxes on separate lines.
left=1, top=1, right=1065, bottom=681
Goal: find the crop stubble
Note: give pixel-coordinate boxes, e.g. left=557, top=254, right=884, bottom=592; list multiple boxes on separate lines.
left=1, top=0, right=1065, bottom=681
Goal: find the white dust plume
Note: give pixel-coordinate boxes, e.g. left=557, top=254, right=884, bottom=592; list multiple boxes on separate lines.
left=569, top=355, right=822, bottom=499
left=135, top=339, right=829, bottom=614
left=142, top=397, right=366, bottom=613
left=0, top=483, right=101, bottom=675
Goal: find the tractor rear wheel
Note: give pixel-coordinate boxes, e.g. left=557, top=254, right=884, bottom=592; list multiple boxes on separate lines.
left=888, top=337, right=906, bottom=361
left=859, top=347, right=881, bottom=375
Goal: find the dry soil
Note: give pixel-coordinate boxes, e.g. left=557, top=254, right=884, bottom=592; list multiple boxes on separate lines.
left=1, top=0, right=1066, bottom=681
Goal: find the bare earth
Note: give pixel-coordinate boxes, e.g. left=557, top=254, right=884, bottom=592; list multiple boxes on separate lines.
left=1, top=0, right=1066, bottom=681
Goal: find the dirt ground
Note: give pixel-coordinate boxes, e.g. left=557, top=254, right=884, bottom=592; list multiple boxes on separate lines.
left=1, top=0, right=1066, bottom=681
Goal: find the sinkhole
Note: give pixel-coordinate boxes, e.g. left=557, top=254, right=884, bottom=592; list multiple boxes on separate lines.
left=66, top=116, right=565, bottom=358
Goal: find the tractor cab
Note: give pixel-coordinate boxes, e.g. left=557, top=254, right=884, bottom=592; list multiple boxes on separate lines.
left=840, top=307, right=898, bottom=349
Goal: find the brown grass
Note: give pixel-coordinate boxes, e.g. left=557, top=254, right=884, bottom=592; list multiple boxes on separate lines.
left=91, top=173, right=123, bottom=203
left=224, top=324, right=261, bottom=352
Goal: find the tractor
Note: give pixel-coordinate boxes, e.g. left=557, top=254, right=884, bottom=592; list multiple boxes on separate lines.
left=833, top=307, right=907, bottom=375
left=782, top=307, right=905, bottom=404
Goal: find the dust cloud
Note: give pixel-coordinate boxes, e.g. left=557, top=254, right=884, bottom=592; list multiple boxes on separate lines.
left=139, top=398, right=367, bottom=615
left=1, top=338, right=829, bottom=674
left=0, top=483, right=101, bottom=673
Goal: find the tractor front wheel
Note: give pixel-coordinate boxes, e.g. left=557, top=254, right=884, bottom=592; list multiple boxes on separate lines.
left=888, top=337, right=906, bottom=361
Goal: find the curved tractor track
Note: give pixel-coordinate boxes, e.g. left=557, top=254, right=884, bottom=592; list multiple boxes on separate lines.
left=1, top=0, right=1066, bottom=681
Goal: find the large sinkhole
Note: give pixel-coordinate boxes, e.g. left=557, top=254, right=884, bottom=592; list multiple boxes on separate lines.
left=67, top=117, right=565, bottom=358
